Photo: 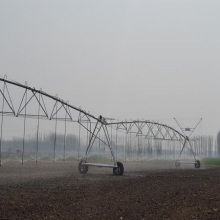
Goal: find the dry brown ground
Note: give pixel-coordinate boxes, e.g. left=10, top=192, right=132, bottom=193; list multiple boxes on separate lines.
left=0, top=160, right=220, bottom=220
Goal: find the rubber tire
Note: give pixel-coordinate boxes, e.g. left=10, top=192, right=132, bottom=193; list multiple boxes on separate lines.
left=78, top=159, right=88, bottom=174
left=175, top=160, right=180, bottom=168
left=113, top=162, right=124, bottom=176
left=195, top=160, right=200, bottom=169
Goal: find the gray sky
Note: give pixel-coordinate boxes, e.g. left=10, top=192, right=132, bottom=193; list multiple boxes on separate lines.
left=1, top=0, right=220, bottom=136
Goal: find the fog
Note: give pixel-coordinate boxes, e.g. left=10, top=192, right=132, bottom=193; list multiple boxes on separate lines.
left=1, top=1, right=220, bottom=136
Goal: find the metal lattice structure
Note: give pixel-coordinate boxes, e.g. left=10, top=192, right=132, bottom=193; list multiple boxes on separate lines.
left=0, top=77, right=201, bottom=175
left=109, top=121, right=185, bottom=141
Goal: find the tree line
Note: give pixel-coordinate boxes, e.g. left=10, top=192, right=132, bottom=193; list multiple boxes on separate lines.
left=1, top=132, right=220, bottom=160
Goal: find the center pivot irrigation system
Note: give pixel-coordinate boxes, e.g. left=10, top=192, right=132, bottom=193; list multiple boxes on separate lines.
left=0, top=77, right=201, bottom=175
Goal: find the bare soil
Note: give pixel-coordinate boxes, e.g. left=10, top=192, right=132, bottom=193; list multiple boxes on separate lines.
left=0, top=160, right=220, bottom=220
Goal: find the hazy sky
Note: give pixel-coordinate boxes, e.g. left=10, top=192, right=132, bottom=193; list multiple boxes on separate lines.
left=1, top=0, right=220, bottom=136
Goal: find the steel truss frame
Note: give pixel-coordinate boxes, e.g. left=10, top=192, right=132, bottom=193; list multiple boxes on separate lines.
left=0, top=77, right=121, bottom=174
left=0, top=77, right=200, bottom=175
left=108, top=120, right=200, bottom=168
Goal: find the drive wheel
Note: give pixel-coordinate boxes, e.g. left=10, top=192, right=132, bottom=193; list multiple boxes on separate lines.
left=195, top=160, right=200, bottom=169
left=175, top=160, right=180, bottom=168
left=113, top=162, right=124, bottom=176
left=78, top=159, right=88, bottom=174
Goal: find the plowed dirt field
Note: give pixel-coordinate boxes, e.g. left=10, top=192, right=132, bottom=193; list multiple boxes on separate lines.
left=0, top=160, right=220, bottom=219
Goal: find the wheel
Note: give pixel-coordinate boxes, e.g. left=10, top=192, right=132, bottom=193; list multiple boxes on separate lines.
left=78, top=159, right=88, bottom=174
left=175, top=160, right=180, bottom=168
left=113, top=162, right=124, bottom=176
left=195, top=160, right=200, bottom=169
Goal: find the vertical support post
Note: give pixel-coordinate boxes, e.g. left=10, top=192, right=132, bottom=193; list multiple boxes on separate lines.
left=86, top=120, right=89, bottom=149
left=137, top=135, right=140, bottom=162
left=78, top=118, right=81, bottom=161
left=111, top=125, right=113, bottom=161
left=53, top=102, right=58, bottom=162
left=36, top=93, right=40, bottom=163
left=0, top=82, right=6, bottom=166
left=124, top=133, right=127, bottom=162
left=22, top=89, right=27, bottom=165
left=130, top=132, right=132, bottom=160
left=115, top=128, right=118, bottom=161
left=89, top=120, right=92, bottom=146
left=63, top=111, right=67, bottom=161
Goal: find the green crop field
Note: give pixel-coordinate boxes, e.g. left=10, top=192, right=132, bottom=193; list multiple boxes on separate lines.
left=202, top=158, right=220, bottom=166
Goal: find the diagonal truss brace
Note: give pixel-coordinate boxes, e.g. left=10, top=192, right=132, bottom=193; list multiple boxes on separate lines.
left=81, top=115, right=117, bottom=167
